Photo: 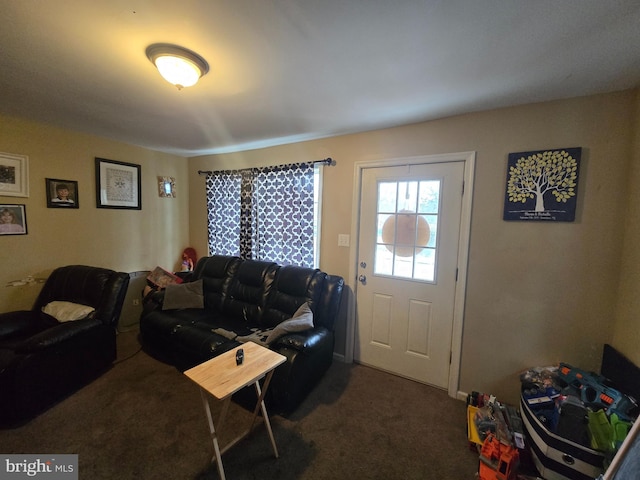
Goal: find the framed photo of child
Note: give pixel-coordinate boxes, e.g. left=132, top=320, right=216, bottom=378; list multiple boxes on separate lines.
left=0, top=204, right=27, bottom=235
left=46, top=178, right=79, bottom=208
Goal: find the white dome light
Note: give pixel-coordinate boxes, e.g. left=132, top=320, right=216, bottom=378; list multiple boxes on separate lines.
left=146, top=44, right=209, bottom=90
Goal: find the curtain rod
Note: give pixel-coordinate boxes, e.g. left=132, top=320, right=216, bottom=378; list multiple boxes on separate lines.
left=197, top=157, right=335, bottom=176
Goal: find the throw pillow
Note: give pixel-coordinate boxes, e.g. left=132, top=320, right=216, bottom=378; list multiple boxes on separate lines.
left=265, top=302, right=314, bottom=344
left=162, top=279, right=204, bottom=310
left=42, top=301, right=95, bottom=322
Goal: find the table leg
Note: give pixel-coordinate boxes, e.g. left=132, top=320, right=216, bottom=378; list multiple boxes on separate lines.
left=200, top=388, right=227, bottom=480
left=251, top=370, right=279, bottom=458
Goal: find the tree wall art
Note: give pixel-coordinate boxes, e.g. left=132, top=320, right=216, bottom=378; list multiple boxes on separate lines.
left=503, top=147, right=581, bottom=222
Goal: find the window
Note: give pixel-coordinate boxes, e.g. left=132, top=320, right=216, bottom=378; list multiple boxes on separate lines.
left=374, top=179, right=440, bottom=282
left=205, top=162, right=324, bottom=268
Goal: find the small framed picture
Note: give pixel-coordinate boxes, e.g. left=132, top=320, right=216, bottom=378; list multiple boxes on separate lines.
left=0, top=152, right=29, bottom=197
left=46, top=178, right=79, bottom=208
left=158, top=176, right=176, bottom=197
left=95, top=157, right=142, bottom=210
left=0, top=204, right=28, bottom=235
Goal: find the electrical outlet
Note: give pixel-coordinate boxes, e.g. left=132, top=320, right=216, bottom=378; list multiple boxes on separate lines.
left=338, top=234, right=350, bottom=247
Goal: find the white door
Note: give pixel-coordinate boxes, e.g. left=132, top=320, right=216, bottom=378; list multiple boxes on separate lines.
left=355, top=161, right=465, bottom=389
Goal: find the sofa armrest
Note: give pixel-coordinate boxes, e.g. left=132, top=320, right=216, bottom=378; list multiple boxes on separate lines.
left=142, top=288, right=165, bottom=314
left=0, top=310, right=59, bottom=342
left=272, top=327, right=332, bottom=354
left=15, top=318, right=103, bottom=353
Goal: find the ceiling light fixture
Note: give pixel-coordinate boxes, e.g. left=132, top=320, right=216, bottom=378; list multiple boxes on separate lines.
left=146, top=43, right=209, bottom=90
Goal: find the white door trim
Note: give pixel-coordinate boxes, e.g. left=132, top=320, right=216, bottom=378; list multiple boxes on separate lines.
left=345, top=151, right=476, bottom=399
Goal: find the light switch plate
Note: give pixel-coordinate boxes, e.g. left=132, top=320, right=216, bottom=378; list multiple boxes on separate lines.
left=338, top=234, right=350, bottom=247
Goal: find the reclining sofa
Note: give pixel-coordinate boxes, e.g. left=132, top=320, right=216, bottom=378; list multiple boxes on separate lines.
left=0, top=265, right=130, bottom=426
left=139, top=255, right=344, bottom=415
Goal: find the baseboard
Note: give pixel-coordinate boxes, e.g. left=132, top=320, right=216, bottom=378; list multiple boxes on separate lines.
left=333, top=354, right=467, bottom=401
left=333, top=352, right=347, bottom=363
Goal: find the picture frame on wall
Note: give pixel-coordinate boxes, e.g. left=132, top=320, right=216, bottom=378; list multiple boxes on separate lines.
left=503, top=147, right=581, bottom=222
left=0, top=204, right=28, bottom=235
left=0, top=152, right=29, bottom=198
left=158, top=176, right=176, bottom=197
left=46, top=178, right=79, bottom=208
left=95, top=157, right=141, bottom=210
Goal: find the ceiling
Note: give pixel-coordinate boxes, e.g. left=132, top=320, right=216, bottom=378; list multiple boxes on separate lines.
left=1, top=1, right=640, bottom=157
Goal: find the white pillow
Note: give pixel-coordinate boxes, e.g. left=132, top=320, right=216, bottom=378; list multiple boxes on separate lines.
left=42, top=301, right=95, bottom=322
left=265, top=302, right=314, bottom=344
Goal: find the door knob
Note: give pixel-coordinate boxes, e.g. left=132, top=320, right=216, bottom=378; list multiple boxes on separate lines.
left=358, top=275, right=367, bottom=285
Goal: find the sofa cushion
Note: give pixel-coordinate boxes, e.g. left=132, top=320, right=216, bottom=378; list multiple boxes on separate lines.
left=15, top=318, right=103, bottom=353
left=262, top=266, right=324, bottom=328
left=223, top=260, right=278, bottom=324
left=265, top=302, right=314, bottom=344
left=193, top=256, right=241, bottom=311
left=42, top=301, right=95, bottom=322
left=162, top=280, right=204, bottom=310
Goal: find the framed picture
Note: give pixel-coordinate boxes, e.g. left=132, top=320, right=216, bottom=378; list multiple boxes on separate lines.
left=158, top=176, right=176, bottom=197
left=95, top=158, right=141, bottom=210
left=0, top=204, right=28, bottom=235
left=503, top=147, right=581, bottom=222
left=46, top=178, right=79, bottom=208
left=0, top=152, right=29, bottom=197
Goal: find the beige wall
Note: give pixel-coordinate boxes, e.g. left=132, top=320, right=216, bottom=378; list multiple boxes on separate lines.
left=1, top=89, right=636, bottom=406
left=0, top=115, right=190, bottom=312
left=612, top=89, right=640, bottom=367
left=189, top=90, right=637, bottom=404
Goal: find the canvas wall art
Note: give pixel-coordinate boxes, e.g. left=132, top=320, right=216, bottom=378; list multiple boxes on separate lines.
left=503, top=147, right=581, bottom=222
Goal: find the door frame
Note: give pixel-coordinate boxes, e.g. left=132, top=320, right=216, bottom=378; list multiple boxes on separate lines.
left=346, top=151, right=475, bottom=399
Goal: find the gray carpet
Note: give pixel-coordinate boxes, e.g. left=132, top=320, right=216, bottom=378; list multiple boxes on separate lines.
left=0, top=328, right=479, bottom=479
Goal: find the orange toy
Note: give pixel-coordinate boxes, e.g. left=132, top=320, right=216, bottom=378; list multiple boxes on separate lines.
left=478, top=433, right=519, bottom=480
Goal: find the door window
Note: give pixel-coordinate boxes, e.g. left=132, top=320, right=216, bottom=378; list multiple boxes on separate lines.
left=374, top=180, right=440, bottom=282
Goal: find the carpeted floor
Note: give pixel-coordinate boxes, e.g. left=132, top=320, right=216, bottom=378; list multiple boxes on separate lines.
left=0, top=328, right=479, bottom=479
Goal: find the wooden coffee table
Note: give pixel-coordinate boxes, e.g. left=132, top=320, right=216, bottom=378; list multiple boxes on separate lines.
left=184, top=341, right=286, bottom=480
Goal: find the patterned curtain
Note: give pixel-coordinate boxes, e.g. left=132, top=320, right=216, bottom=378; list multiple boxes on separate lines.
left=206, top=170, right=242, bottom=256
left=206, top=162, right=315, bottom=267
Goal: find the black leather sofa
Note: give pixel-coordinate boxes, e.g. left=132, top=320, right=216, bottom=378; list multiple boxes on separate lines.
left=139, top=255, right=344, bottom=415
left=0, top=265, right=130, bottom=427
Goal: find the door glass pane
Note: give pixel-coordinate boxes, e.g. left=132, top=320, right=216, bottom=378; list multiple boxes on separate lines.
left=378, top=182, right=397, bottom=212
left=398, top=181, right=418, bottom=212
left=374, top=179, right=441, bottom=282
left=376, top=213, right=392, bottom=244
left=416, top=215, right=430, bottom=247
left=375, top=244, right=393, bottom=275
left=418, top=180, right=440, bottom=213
left=393, top=253, right=413, bottom=278
left=425, top=214, right=438, bottom=248
left=414, top=248, right=436, bottom=281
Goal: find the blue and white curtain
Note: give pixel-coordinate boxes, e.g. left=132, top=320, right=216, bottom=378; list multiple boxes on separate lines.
left=206, top=162, right=315, bottom=267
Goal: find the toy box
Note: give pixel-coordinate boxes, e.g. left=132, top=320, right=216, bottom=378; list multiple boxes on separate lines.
left=520, top=394, right=605, bottom=480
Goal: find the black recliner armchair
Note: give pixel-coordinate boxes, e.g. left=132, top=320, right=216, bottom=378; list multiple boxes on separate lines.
left=0, top=265, right=129, bottom=427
